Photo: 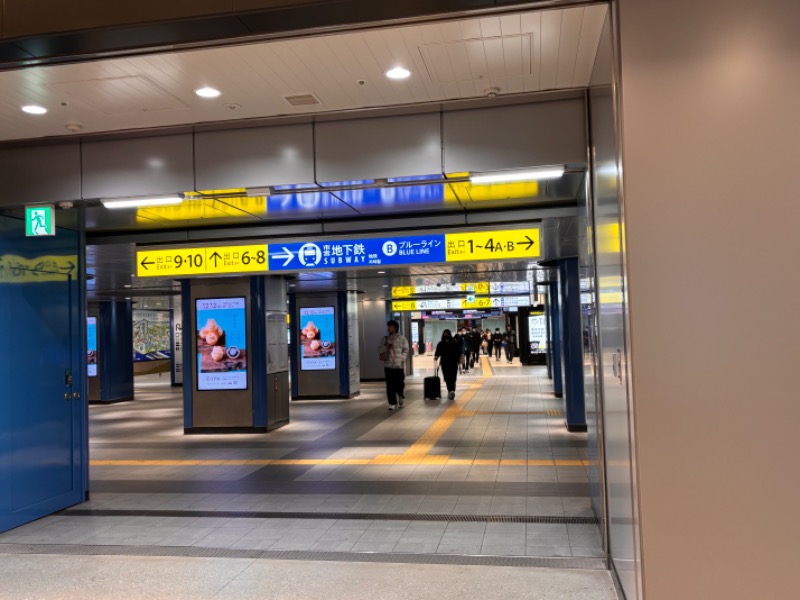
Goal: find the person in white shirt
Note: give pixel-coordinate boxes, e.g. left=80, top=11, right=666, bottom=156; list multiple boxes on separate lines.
left=378, top=320, right=409, bottom=410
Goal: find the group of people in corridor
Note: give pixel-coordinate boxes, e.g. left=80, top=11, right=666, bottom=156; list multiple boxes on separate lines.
left=378, top=321, right=517, bottom=408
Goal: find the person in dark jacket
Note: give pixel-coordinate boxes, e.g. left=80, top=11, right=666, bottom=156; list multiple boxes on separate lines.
left=434, top=329, right=461, bottom=400
left=486, top=329, right=495, bottom=358
left=504, top=325, right=517, bottom=363
left=492, top=328, right=503, bottom=360
left=459, top=328, right=471, bottom=372
left=470, top=329, right=482, bottom=365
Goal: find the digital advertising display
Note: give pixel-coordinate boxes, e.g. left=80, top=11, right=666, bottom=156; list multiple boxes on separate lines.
left=87, top=317, right=98, bottom=377
left=299, top=306, right=336, bottom=371
left=528, top=313, right=547, bottom=354
left=195, top=297, right=248, bottom=391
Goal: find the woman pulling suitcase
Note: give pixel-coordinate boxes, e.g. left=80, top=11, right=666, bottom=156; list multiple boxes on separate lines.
left=434, top=329, right=462, bottom=400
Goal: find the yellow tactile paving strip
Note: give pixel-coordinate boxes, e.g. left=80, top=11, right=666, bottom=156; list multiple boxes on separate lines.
left=459, top=410, right=564, bottom=417
left=90, top=354, right=590, bottom=469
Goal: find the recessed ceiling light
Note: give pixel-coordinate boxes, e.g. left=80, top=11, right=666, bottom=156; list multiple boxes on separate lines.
left=382, top=285, right=388, bottom=288
left=377, top=271, right=386, bottom=274
left=124, top=284, right=131, bottom=288
left=195, top=87, right=221, bottom=98
left=21, top=105, right=47, bottom=115
left=385, top=67, right=411, bottom=80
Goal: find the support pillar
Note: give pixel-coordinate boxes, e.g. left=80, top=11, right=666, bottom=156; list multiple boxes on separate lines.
left=549, top=281, right=564, bottom=397
left=88, top=300, right=134, bottom=404
left=559, top=258, right=587, bottom=432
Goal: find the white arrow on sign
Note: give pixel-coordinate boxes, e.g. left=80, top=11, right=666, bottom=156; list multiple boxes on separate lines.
left=274, top=247, right=295, bottom=267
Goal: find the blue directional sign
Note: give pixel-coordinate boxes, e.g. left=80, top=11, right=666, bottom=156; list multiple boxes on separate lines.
left=268, top=234, right=447, bottom=271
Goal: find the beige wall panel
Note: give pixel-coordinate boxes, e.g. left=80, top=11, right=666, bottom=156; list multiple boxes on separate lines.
left=3, top=0, right=232, bottom=38
left=617, top=0, right=800, bottom=598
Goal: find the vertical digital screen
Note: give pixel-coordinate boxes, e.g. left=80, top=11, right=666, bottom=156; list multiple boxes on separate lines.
left=299, top=306, right=336, bottom=371
left=528, top=313, right=547, bottom=353
left=195, top=297, right=248, bottom=391
left=87, top=317, right=98, bottom=377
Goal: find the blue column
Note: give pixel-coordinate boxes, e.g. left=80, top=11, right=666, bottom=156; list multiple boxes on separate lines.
left=181, top=280, right=192, bottom=430
left=289, top=292, right=299, bottom=398
left=559, top=258, right=587, bottom=432
left=97, top=301, right=134, bottom=403
left=337, top=291, right=350, bottom=397
left=549, top=281, right=563, bottom=397
left=251, top=277, right=268, bottom=428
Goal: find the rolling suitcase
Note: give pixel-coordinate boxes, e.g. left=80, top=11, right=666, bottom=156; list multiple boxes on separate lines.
left=424, top=366, right=441, bottom=400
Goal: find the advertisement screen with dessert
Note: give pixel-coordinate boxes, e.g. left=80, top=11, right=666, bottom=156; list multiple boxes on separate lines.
left=87, top=317, right=98, bottom=377
left=299, top=306, right=336, bottom=371
left=195, top=297, right=248, bottom=391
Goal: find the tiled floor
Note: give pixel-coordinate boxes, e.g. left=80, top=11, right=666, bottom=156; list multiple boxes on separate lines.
left=0, top=359, right=613, bottom=598
left=0, top=554, right=619, bottom=600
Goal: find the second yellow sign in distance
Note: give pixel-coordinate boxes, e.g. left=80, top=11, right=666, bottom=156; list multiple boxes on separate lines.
left=137, top=244, right=269, bottom=277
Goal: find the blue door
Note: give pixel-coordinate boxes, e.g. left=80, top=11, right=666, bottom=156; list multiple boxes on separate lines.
left=0, top=217, right=85, bottom=533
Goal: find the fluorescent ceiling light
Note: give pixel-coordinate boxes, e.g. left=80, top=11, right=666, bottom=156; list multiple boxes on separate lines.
left=470, top=167, right=565, bottom=185
left=101, top=196, right=183, bottom=209
left=385, top=67, right=411, bottom=80
left=195, top=87, right=221, bottom=98
left=21, top=105, right=47, bottom=115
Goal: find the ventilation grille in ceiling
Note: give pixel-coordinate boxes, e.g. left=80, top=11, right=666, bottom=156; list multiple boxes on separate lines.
left=283, top=93, right=322, bottom=107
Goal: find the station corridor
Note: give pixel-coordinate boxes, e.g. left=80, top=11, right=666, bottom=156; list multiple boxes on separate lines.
left=0, top=358, right=614, bottom=599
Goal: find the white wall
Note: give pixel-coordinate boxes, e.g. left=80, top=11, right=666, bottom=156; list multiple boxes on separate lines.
left=617, top=0, right=800, bottom=598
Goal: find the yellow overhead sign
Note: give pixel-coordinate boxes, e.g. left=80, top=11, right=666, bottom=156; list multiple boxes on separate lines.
left=445, top=228, right=540, bottom=262
left=135, top=226, right=540, bottom=278
left=391, top=295, right=530, bottom=311
left=137, top=244, right=269, bottom=278
left=0, top=254, right=78, bottom=284
left=391, top=281, right=491, bottom=298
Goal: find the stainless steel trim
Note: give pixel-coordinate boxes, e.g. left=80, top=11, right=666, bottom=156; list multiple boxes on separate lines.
left=609, top=0, right=645, bottom=597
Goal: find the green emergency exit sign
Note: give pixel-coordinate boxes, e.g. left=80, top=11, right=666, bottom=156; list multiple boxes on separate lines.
left=25, top=205, right=55, bottom=236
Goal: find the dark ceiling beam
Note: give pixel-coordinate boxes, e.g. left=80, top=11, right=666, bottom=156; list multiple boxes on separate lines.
left=0, top=0, right=598, bottom=70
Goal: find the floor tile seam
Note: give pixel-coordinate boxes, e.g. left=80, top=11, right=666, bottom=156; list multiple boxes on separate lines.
left=0, top=543, right=607, bottom=570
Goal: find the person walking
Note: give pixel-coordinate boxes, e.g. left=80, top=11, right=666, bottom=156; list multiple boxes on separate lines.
left=493, top=328, right=503, bottom=360
left=504, top=324, right=517, bottom=363
left=378, top=320, right=409, bottom=410
left=470, top=328, right=482, bottom=366
left=434, top=329, right=461, bottom=400
left=459, top=328, right=471, bottom=372
left=486, top=328, right=495, bottom=358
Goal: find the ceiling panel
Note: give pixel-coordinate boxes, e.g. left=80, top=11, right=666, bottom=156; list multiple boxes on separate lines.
left=0, top=5, right=607, bottom=142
